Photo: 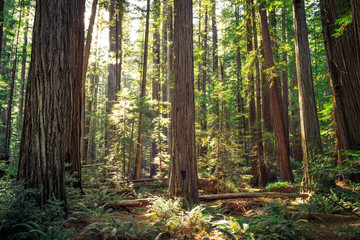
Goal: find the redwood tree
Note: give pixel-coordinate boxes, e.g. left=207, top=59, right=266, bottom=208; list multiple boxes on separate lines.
left=170, top=0, right=199, bottom=206
left=259, top=2, right=294, bottom=183
left=292, top=0, right=323, bottom=185
left=17, top=0, right=86, bottom=205
left=321, top=0, right=360, bottom=157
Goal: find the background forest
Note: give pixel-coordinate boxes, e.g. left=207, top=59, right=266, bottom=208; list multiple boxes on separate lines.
left=0, top=0, right=360, bottom=239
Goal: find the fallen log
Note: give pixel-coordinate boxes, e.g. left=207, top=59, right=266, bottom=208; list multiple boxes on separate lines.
left=115, top=198, right=150, bottom=207
left=113, top=192, right=308, bottom=208
left=120, top=178, right=169, bottom=184
left=199, top=192, right=308, bottom=200
left=82, top=163, right=105, bottom=168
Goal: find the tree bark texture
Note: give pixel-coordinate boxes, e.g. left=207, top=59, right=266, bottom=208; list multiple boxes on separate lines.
left=259, top=3, right=294, bottom=183
left=171, top=0, right=199, bottom=206
left=292, top=0, right=323, bottom=185
left=352, top=0, right=360, bottom=69
left=253, top=4, right=267, bottom=188
left=17, top=0, right=86, bottom=205
left=321, top=0, right=360, bottom=151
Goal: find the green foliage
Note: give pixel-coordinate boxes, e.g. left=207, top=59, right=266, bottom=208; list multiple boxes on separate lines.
left=266, top=181, right=293, bottom=190
left=0, top=182, right=66, bottom=240
left=82, top=216, right=159, bottom=240
left=214, top=217, right=255, bottom=240
left=300, top=185, right=360, bottom=215
left=216, top=201, right=309, bottom=240
left=146, top=197, right=214, bottom=237
left=13, top=219, right=75, bottom=240
left=299, top=194, right=341, bottom=214
left=333, top=225, right=360, bottom=239
left=134, top=181, right=168, bottom=198
left=72, top=202, right=113, bottom=222
left=332, top=10, right=353, bottom=38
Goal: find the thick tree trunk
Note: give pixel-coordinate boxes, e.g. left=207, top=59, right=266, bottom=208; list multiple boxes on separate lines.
left=17, top=0, right=86, bottom=206
left=134, top=0, right=151, bottom=180
left=352, top=0, right=360, bottom=69
left=321, top=0, right=360, bottom=153
left=259, top=3, right=294, bottom=183
left=170, top=0, right=199, bottom=206
left=65, top=1, right=86, bottom=189
left=293, top=0, right=323, bottom=186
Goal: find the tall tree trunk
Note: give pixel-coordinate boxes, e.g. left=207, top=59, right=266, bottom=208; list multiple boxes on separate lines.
left=17, top=22, right=28, bottom=132
left=259, top=3, right=294, bottom=183
left=212, top=0, right=218, bottom=75
left=321, top=0, right=360, bottom=154
left=106, top=0, right=123, bottom=170
left=133, top=0, right=151, bottom=180
left=170, top=0, right=199, bottom=206
left=4, top=1, right=23, bottom=156
left=0, top=0, right=4, bottom=62
left=65, top=1, right=86, bottom=189
left=293, top=0, right=323, bottom=186
left=235, top=6, right=246, bottom=148
left=81, top=0, right=98, bottom=165
left=281, top=7, right=289, bottom=142
left=199, top=7, right=208, bottom=159
left=352, top=0, right=360, bottom=69
left=18, top=0, right=86, bottom=207
left=253, top=4, right=267, bottom=187
left=161, top=0, right=168, bottom=157
left=246, top=0, right=257, bottom=186
left=151, top=0, right=161, bottom=178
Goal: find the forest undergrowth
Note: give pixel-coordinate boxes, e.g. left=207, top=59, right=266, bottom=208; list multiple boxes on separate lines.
left=1, top=165, right=360, bottom=240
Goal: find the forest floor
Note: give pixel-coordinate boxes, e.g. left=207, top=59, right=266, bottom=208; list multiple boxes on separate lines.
left=68, top=182, right=360, bottom=240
